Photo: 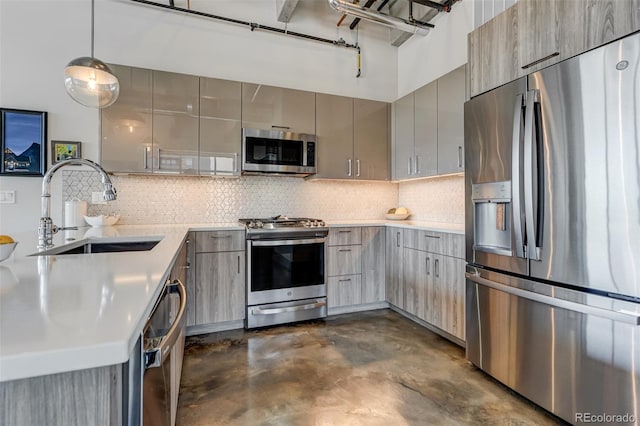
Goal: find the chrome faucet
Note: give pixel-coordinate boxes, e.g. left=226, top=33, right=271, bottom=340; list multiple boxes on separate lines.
left=38, top=159, right=117, bottom=249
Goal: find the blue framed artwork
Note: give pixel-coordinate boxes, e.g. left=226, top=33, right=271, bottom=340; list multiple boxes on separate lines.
left=1, top=108, right=47, bottom=176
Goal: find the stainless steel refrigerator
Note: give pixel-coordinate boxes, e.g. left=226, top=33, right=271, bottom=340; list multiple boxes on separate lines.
left=464, top=31, right=640, bottom=424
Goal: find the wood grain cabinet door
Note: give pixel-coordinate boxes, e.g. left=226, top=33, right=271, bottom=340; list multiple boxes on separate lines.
left=439, top=255, right=466, bottom=340
left=361, top=227, right=385, bottom=304
left=195, top=251, right=245, bottom=324
left=328, top=275, right=362, bottom=308
left=393, top=92, right=415, bottom=180
left=385, top=227, right=404, bottom=309
left=403, top=248, right=428, bottom=318
left=354, top=99, right=390, bottom=181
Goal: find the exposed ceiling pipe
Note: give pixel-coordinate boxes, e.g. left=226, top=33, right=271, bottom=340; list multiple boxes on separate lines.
left=328, top=0, right=432, bottom=35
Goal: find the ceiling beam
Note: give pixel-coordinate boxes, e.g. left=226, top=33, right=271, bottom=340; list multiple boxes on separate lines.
left=276, top=0, right=300, bottom=23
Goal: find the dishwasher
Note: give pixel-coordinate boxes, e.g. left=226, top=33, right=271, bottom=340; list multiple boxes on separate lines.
left=143, top=279, right=187, bottom=426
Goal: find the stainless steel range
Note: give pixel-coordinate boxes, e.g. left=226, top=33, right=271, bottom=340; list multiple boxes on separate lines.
left=240, top=216, right=328, bottom=329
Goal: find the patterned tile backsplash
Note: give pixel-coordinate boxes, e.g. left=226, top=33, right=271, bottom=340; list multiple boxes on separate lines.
left=62, top=171, right=464, bottom=225
left=398, top=175, right=465, bottom=224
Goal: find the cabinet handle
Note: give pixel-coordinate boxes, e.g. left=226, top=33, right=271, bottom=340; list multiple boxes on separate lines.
left=339, top=249, right=352, bottom=252
left=434, top=258, right=440, bottom=278
left=426, top=256, right=431, bottom=275
left=348, top=159, right=352, bottom=177
left=396, top=231, right=400, bottom=248
left=356, top=159, right=361, bottom=177
left=338, top=278, right=352, bottom=282
left=339, top=230, right=352, bottom=233
left=180, top=263, right=190, bottom=270
left=408, top=157, right=412, bottom=175
left=521, top=51, right=560, bottom=70
left=271, top=125, right=290, bottom=130
left=425, top=234, right=441, bottom=239
left=234, top=152, right=238, bottom=173
left=143, top=147, right=149, bottom=169
left=155, top=148, right=161, bottom=169
left=210, top=234, right=232, bottom=238
left=457, top=146, right=463, bottom=168
left=237, top=255, right=240, bottom=274
left=415, top=156, right=420, bottom=175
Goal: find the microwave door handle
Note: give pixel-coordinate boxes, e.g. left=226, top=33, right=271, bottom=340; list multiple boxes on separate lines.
left=512, top=93, right=526, bottom=258
left=524, top=89, right=541, bottom=260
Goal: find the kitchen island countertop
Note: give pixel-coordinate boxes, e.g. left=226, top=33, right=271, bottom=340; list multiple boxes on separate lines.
left=0, top=223, right=242, bottom=383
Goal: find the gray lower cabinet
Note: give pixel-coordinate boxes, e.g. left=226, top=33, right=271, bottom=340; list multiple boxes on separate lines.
left=192, top=230, right=246, bottom=327
left=241, top=83, right=315, bottom=134
left=361, top=227, right=385, bottom=304
left=327, top=226, right=385, bottom=310
left=399, top=229, right=465, bottom=342
left=385, top=227, right=404, bottom=309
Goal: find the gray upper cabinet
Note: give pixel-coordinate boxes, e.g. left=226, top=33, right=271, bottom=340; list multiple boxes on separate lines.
left=353, top=99, right=389, bottom=180
left=241, top=83, right=315, bottom=135
left=152, top=71, right=199, bottom=175
left=437, top=65, right=465, bottom=174
left=101, top=65, right=152, bottom=173
left=393, top=68, right=464, bottom=180
left=413, top=81, right=438, bottom=177
left=469, top=0, right=640, bottom=97
left=393, top=92, right=414, bottom=180
left=315, top=93, right=354, bottom=179
left=199, top=77, right=242, bottom=176
left=315, top=95, right=390, bottom=180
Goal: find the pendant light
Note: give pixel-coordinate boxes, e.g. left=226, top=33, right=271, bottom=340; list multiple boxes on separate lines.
left=64, top=0, right=119, bottom=108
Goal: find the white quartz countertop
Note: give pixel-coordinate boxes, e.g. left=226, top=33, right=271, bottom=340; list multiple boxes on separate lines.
left=0, top=219, right=463, bottom=383
left=0, top=223, right=242, bottom=382
left=325, top=219, right=465, bottom=234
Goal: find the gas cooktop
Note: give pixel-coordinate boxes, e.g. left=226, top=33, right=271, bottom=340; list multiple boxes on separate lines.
left=239, top=216, right=328, bottom=239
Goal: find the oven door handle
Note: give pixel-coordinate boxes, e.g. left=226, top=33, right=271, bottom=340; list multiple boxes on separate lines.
left=251, top=237, right=326, bottom=246
left=251, top=301, right=327, bottom=315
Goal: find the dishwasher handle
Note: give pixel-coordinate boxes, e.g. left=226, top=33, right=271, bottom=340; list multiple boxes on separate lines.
left=144, top=279, right=187, bottom=369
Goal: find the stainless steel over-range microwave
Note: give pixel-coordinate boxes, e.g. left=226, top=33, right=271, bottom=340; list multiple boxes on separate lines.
left=242, top=128, right=317, bottom=176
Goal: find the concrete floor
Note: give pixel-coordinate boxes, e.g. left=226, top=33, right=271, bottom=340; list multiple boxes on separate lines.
left=177, top=309, right=562, bottom=425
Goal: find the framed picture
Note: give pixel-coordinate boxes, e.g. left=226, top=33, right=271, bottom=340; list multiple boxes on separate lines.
left=0, top=108, right=47, bottom=176
left=51, top=140, right=82, bottom=164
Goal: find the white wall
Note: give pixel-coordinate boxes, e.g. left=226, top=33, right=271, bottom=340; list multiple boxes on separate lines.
left=397, top=0, right=473, bottom=97
left=0, top=0, right=399, bottom=234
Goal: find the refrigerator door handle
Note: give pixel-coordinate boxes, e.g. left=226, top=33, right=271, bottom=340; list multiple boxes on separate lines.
left=465, top=272, right=640, bottom=325
left=512, top=93, right=526, bottom=258
left=524, top=89, right=541, bottom=260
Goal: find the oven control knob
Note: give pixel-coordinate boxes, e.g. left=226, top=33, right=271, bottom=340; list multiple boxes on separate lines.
left=304, top=220, right=311, bottom=228
left=318, top=220, right=325, bottom=227
left=255, top=220, right=263, bottom=228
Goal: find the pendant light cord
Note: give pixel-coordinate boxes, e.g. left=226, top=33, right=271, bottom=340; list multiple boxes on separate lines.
left=91, top=0, right=95, bottom=58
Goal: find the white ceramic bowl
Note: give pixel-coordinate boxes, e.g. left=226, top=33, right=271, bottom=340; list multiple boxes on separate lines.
left=84, top=214, right=120, bottom=227
left=385, top=213, right=410, bottom=220
left=0, top=242, right=18, bottom=262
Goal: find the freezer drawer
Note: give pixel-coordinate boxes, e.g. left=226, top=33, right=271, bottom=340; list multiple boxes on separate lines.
left=466, top=269, right=640, bottom=424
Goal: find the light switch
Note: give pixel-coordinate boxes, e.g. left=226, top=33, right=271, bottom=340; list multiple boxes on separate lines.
left=0, top=190, right=16, bottom=204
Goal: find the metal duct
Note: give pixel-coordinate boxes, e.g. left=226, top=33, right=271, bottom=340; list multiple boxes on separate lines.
left=328, top=0, right=432, bottom=35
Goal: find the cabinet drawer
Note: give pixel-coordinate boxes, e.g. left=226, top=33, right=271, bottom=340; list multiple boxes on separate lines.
left=195, top=230, right=245, bottom=253
left=404, top=229, right=443, bottom=252
left=327, top=245, right=362, bottom=276
left=328, top=227, right=362, bottom=246
left=328, top=275, right=362, bottom=308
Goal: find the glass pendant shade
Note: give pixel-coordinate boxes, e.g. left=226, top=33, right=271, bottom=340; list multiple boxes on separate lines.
left=65, top=57, right=119, bottom=108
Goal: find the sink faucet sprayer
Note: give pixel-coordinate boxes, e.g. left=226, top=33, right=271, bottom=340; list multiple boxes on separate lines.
left=38, top=159, right=117, bottom=249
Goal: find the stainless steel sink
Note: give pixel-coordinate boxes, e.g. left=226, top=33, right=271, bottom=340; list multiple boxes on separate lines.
left=31, top=237, right=162, bottom=256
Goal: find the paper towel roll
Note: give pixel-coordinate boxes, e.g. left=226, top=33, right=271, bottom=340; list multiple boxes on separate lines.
left=64, top=199, right=88, bottom=227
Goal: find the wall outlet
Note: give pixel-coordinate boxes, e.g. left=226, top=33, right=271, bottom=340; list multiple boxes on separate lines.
left=0, top=190, right=16, bottom=204
left=92, top=191, right=106, bottom=204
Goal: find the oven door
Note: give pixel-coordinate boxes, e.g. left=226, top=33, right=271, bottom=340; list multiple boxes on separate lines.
left=247, top=237, right=326, bottom=306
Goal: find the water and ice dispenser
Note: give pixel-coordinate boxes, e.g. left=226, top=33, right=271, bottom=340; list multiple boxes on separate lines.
left=472, top=181, right=513, bottom=256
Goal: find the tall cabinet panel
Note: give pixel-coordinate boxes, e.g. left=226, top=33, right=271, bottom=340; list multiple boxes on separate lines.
left=241, top=84, right=315, bottom=134
left=152, top=71, right=199, bottom=174
left=437, top=65, right=466, bottom=174
left=385, top=227, right=404, bottom=309
left=361, top=227, right=385, bottom=304
left=199, top=77, right=242, bottom=176
left=101, top=65, right=152, bottom=173
left=354, top=99, right=389, bottom=180
left=315, top=94, right=354, bottom=179
left=393, top=93, right=414, bottom=180
left=413, top=81, right=438, bottom=177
